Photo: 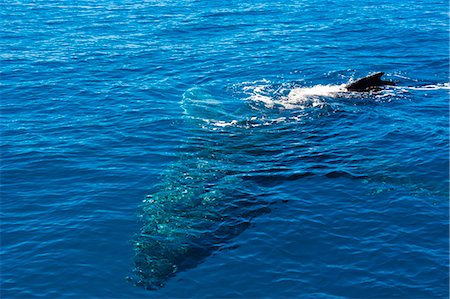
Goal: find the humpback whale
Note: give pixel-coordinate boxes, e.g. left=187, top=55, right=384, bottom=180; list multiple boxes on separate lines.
left=132, top=72, right=396, bottom=289
left=345, top=72, right=395, bottom=92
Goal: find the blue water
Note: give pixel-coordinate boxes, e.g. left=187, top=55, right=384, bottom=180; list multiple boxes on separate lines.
left=1, top=0, right=449, bottom=298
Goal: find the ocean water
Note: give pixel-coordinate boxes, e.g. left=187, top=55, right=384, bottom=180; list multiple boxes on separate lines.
left=1, top=0, right=449, bottom=298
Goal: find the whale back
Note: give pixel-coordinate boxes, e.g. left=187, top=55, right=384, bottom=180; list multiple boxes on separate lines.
left=346, top=72, right=394, bottom=91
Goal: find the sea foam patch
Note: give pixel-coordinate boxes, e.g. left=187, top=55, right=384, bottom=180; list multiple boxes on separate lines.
left=241, top=80, right=346, bottom=109
left=407, top=82, right=450, bottom=90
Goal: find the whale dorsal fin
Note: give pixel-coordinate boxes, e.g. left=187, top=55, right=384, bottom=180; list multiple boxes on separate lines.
left=346, top=72, right=393, bottom=91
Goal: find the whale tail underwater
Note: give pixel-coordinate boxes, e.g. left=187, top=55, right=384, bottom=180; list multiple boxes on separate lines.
left=345, top=72, right=395, bottom=91
left=132, top=72, right=396, bottom=289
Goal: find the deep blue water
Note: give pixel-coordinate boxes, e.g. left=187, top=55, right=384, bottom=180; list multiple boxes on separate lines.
left=1, top=0, right=449, bottom=298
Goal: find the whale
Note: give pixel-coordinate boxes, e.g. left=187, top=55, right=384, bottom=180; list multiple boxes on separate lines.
left=345, top=72, right=395, bottom=92
left=132, top=72, right=396, bottom=289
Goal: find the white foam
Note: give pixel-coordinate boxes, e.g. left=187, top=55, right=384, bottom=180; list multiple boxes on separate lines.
left=210, top=120, right=238, bottom=127
left=244, top=82, right=346, bottom=109
left=288, top=84, right=346, bottom=101
left=407, top=83, right=450, bottom=90
left=286, top=84, right=346, bottom=107
left=250, top=93, right=276, bottom=108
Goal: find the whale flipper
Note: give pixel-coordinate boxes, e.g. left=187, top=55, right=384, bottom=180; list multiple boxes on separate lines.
left=345, top=72, right=395, bottom=92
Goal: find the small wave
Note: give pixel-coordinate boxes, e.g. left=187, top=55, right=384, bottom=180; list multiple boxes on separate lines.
left=207, top=115, right=301, bottom=129
left=407, top=83, right=450, bottom=90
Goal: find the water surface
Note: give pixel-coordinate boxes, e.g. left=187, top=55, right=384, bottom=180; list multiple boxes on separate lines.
left=1, top=0, right=449, bottom=298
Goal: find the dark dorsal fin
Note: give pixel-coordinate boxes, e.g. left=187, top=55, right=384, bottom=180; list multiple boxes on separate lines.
left=345, top=72, right=394, bottom=91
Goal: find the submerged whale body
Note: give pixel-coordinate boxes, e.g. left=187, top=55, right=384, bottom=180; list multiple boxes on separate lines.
left=345, top=72, right=395, bottom=92
left=133, top=88, right=272, bottom=289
